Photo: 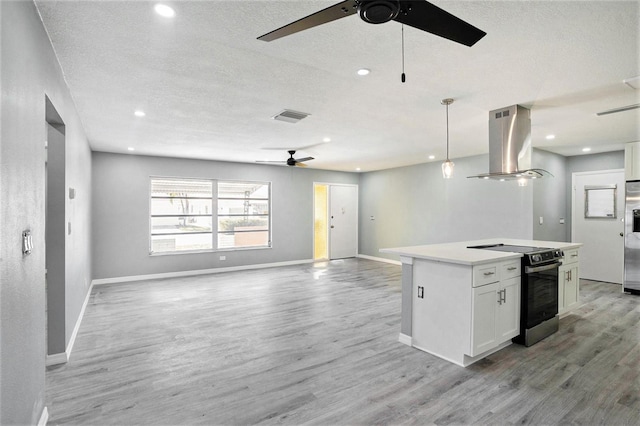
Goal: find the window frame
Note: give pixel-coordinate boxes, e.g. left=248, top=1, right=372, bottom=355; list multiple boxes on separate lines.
left=149, top=176, right=272, bottom=255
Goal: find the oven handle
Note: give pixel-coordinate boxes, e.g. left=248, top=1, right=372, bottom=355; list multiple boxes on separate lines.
left=525, top=261, right=562, bottom=274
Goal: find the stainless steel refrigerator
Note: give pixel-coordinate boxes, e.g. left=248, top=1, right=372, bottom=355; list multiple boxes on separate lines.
left=624, top=180, right=640, bottom=295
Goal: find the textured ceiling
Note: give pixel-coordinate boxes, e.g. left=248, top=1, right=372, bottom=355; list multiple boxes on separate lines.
left=35, top=0, right=640, bottom=172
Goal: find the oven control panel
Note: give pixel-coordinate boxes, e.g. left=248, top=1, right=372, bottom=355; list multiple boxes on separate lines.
left=527, top=249, right=563, bottom=266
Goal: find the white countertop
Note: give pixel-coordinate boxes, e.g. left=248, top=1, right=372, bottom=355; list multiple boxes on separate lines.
left=380, top=238, right=582, bottom=266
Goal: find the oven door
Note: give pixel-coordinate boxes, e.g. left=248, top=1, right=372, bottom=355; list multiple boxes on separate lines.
left=524, top=261, right=561, bottom=328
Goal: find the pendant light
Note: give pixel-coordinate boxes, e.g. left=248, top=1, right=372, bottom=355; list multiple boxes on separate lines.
left=441, top=98, right=455, bottom=179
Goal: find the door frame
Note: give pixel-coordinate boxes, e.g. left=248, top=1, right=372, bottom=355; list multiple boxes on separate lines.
left=313, top=182, right=359, bottom=260
left=571, top=168, right=625, bottom=283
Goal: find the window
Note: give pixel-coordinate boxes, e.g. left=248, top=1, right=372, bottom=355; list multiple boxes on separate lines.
left=150, top=178, right=271, bottom=254
left=217, top=181, right=270, bottom=249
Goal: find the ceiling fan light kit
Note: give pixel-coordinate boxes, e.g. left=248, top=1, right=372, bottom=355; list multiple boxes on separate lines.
left=441, top=98, right=455, bottom=179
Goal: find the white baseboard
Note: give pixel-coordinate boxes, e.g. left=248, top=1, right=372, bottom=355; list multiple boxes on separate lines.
left=46, top=352, right=68, bottom=366
left=398, top=333, right=412, bottom=346
left=46, top=280, right=94, bottom=366
left=92, top=259, right=315, bottom=286
left=38, top=406, right=49, bottom=426
left=357, top=254, right=402, bottom=266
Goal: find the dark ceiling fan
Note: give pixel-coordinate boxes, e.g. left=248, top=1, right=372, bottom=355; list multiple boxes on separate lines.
left=256, top=150, right=315, bottom=167
left=257, top=0, right=486, bottom=47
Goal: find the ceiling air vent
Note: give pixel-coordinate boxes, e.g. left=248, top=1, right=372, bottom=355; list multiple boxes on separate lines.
left=272, top=109, right=310, bottom=123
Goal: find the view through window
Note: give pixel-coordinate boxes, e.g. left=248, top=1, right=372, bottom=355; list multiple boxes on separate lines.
left=150, top=178, right=270, bottom=253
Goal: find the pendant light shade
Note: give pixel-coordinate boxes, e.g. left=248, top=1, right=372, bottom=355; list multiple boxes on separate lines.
left=441, top=98, right=454, bottom=179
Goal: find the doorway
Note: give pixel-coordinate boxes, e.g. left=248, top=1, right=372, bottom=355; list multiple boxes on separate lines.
left=313, top=183, right=358, bottom=260
left=45, top=97, right=67, bottom=361
left=572, top=169, right=625, bottom=284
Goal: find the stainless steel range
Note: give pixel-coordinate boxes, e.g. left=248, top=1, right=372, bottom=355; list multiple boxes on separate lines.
left=468, top=244, right=563, bottom=346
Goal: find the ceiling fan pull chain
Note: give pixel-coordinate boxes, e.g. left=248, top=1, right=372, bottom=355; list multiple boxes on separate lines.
left=401, top=24, right=406, bottom=83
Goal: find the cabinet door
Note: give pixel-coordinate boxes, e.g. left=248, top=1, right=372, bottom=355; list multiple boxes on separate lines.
left=559, top=264, right=579, bottom=314
left=497, top=277, right=521, bottom=341
left=558, top=264, right=567, bottom=313
left=471, top=282, right=499, bottom=356
left=563, top=265, right=579, bottom=310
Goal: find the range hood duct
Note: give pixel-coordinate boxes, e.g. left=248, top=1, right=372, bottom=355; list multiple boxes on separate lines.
left=468, top=104, right=551, bottom=180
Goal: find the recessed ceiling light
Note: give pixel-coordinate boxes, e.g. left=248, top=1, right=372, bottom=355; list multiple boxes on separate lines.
left=545, top=134, right=555, bottom=140
left=127, top=147, right=135, bottom=151
left=323, top=137, right=331, bottom=143
left=357, top=68, right=370, bottom=76
left=356, top=167, right=361, bottom=171
left=134, top=110, right=146, bottom=117
left=154, top=4, right=175, bottom=18
left=428, top=155, right=435, bottom=160
left=582, top=147, right=592, bottom=152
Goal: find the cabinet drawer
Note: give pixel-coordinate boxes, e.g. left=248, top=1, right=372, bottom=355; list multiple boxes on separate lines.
left=501, top=261, right=521, bottom=279
left=563, top=249, right=579, bottom=265
left=473, top=264, right=499, bottom=287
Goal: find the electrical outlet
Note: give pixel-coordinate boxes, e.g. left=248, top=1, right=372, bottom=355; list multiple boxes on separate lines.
left=219, top=255, right=226, bottom=261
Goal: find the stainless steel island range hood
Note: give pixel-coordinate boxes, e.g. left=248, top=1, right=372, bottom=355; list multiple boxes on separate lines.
left=468, top=104, right=551, bottom=180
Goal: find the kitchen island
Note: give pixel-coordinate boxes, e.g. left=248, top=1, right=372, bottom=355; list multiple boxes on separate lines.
left=381, top=238, right=581, bottom=367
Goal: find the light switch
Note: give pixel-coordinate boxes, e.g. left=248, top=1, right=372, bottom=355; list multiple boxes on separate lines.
left=69, top=187, right=76, bottom=199
left=559, top=218, right=565, bottom=224
left=539, top=216, right=544, bottom=225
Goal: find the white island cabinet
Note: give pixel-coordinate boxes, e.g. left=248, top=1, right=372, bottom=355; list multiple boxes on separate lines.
left=382, top=238, right=581, bottom=367
left=559, top=248, right=580, bottom=316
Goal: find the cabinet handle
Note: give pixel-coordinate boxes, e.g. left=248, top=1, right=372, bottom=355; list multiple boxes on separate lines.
left=484, top=271, right=495, bottom=276
left=497, top=289, right=506, bottom=305
left=507, top=267, right=517, bottom=271
left=571, top=254, right=578, bottom=258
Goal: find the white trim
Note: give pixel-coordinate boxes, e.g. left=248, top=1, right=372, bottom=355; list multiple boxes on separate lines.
left=38, top=406, right=49, bottom=426
left=46, top=280, right=94, bottom=366
left=92, top=259, right=315, bottom=285
left=398, top=333, right=412, bottom=346
left=46, top=352, right=68, bottom=366
left=357, top=254, right=402, bottom=266
left=66, top=280, right=94, bottom=358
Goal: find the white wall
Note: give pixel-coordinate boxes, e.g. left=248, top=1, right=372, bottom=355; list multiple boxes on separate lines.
left=0, top=1, right=93, bottom=424
left=91, top=152, right=359, bottom=280
left=532, top=149, right=569, bottom=242
left=358, top=154, right=534, bottom=261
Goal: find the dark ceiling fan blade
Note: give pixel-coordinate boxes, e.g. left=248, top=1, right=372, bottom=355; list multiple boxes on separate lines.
left=394, top=1, right=486, bottom=47
left=258, top=0, right=358, bottom=42
left=294, top=157, right=314, bottom=163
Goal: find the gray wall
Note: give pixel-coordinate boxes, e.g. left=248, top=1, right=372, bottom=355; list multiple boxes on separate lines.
left=565, top=151, right=625, bottom=240
left=532, top=149, right=569, bottom=242
left=358, top=154, right=534, bottom=261
left=91, top=152, right=359, bottom=280
left=0, top=2, right=93, bottom=424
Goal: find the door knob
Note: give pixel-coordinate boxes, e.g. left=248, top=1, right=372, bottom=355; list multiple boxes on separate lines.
left=331, top=225, right=335, bottom=229
left=620, top=232, right=624, bottom=237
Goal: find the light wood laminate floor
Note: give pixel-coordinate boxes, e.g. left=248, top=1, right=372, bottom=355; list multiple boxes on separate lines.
left=46, top=259, right=640, bottom=425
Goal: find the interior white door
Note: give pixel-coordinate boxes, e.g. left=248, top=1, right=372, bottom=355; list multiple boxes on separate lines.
left=329, top=185, right=358, bottom=259
left=572, top=170, right=625, bottom=283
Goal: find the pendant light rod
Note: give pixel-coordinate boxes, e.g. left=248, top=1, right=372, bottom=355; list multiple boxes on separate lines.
left=440, top=98, right=455, bottom=179
left=441, top=98, right=454, bottom=160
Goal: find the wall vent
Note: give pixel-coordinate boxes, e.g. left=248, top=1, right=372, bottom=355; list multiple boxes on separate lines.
left=272, top=109, right=310, bottom=123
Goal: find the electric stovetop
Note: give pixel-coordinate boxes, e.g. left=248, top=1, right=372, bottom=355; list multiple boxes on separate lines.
left=467, top=243, right=549, bottom=254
